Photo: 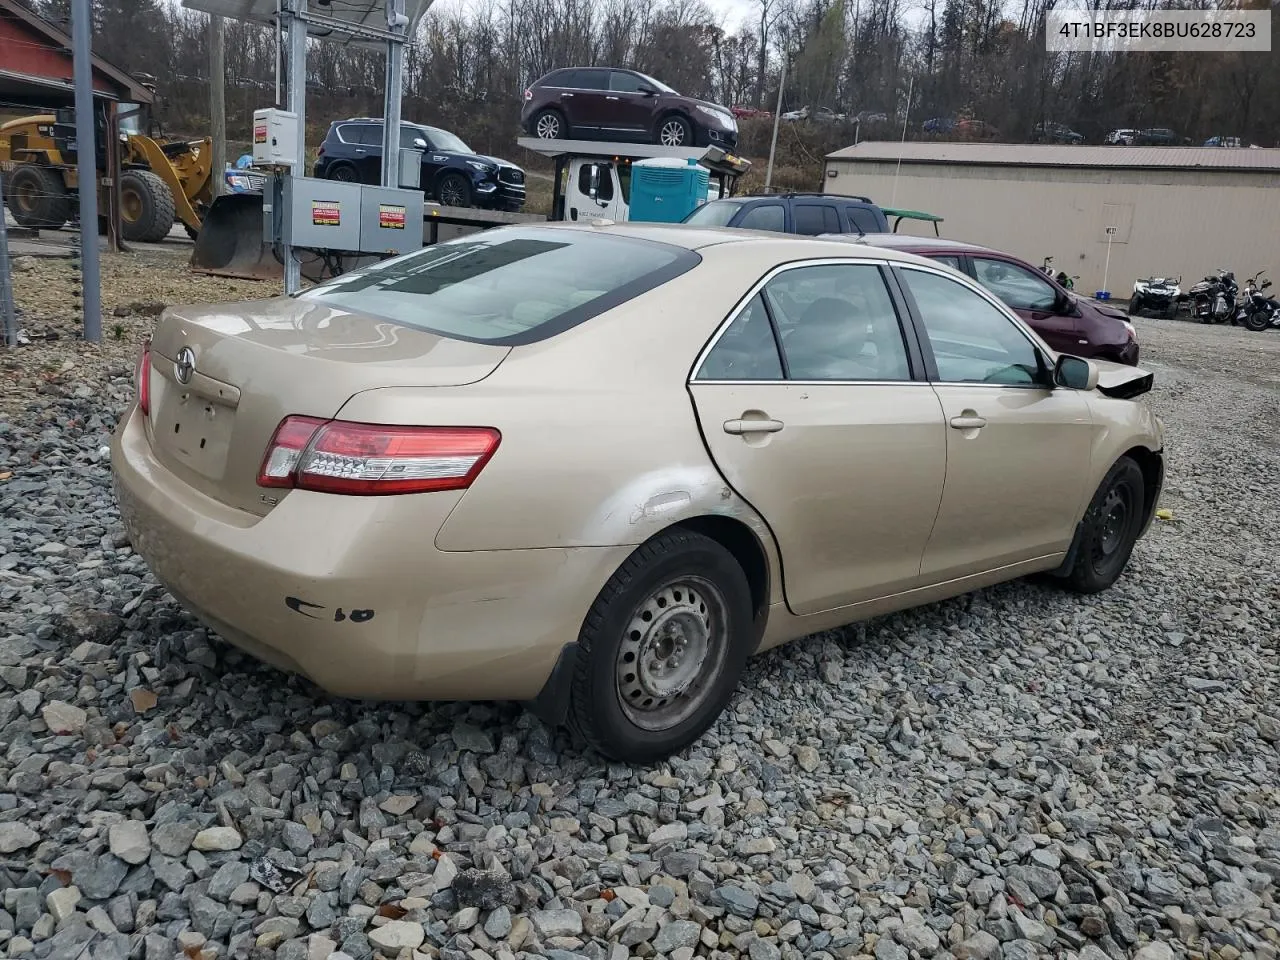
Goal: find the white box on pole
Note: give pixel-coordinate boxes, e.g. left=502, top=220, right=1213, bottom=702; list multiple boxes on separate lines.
left=252, top=108, right=300, bottom=165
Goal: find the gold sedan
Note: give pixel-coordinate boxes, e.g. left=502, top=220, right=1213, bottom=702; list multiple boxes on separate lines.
left=112, top=223, right=1164, bottom=763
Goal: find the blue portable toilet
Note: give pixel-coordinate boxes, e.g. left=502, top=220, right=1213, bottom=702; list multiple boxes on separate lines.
left=628, top=157, right=710, bottom=223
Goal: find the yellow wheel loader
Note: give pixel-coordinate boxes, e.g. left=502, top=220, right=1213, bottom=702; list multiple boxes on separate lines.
left=0, top=104, right=214, bottom=244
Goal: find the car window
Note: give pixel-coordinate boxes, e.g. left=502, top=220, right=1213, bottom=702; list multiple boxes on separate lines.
left=972, top=257, right=1059, bottom=312
left=617, top=164, right=632, bottom=204
left=610, top=71, right=648, bottom=93
left=577, top=162, right=613, bottom=202
left=928, top=255, right=962, bottom=270
left=697, top=294, right=783, bottom=381
left=763, top=264, right=911, bottom=381
left=900, top=268, right=1043, bottom=386
left=736, top=203, right=784, bottom=232
left=683, top=199, right=745, bottom=226
left=793, top=205, right=836, bottom=236
left=574, top=69, right=609, bottom=90
left=543, top=69, right=574, bottom=87
left=846, top=207, right=879, bottom=234
left=399, top=126, right=428, bottom=149
left=302, top=229, right=698, bottom=346
left=338, top=124, right=378, bottom=145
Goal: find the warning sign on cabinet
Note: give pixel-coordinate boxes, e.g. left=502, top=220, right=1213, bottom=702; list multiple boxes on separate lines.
left=253, top=123, right=267, bottom=144
left=312, top=200, right=342, bottom=226
left=378, top=204, right=407, bottom=229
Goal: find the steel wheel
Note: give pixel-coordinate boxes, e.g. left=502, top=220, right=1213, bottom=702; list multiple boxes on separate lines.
left=659, top=117, right=691, bottom=147
left=1060, top=455, right=1146, bottom=594
left=615, top=576, right=728, bottom=732
left=1091, top=484, right=1132, bottom=566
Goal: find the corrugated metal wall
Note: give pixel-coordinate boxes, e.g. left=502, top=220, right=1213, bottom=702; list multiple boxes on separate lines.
left=825, top=160, right=1280, bottom=296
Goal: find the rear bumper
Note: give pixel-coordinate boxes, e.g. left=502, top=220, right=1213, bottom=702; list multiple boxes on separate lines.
left=111, top=405, right=626, bottom=702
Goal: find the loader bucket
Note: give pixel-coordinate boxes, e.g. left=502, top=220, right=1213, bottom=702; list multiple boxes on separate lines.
left=189, top=192, right=281, bottom=281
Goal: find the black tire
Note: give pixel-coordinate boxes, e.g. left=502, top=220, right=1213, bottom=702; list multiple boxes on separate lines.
left=5, top=164, right=71, bottom=229
left=436, top=172, right=472, bottom=208
left=1165, top=301, right=1178, bottom=320
left=567, top=529, right=754, bottom=764
left=1058, top=456, right=1146, bottom=594
left=1127, top=295, right=1143, bottom=317
left=120, top=169, right=176, bottom=243
left=328, top=163, right=359, bottom=182
left=656, top=114, right=694, bottom=147
left=1243, top=309, right=1270, bottom=332
left=531, top=109, right=565, bottom=140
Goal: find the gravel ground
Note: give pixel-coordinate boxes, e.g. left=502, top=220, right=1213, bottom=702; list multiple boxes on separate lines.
left=1, top=278, right=1279, bottom=960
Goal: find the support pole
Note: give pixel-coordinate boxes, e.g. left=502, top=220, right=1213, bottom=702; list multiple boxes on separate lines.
left=0, top=173, right=17, bottom=348
left=105, top=102, right=122, bottom=252
left=210, top=14, right=227, bottom=197
left=764, top=55, right=786, bottom=193
left=71, top=0, right=101, bottom=342
left=380, top=0, right=407, bottom=188
left=283, top=0, right=307, bottom=294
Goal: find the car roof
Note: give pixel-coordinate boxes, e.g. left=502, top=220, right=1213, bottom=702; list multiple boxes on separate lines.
left=530, top=221, right=949, bottom=268
left=818, top=232, right=1008, bottom=257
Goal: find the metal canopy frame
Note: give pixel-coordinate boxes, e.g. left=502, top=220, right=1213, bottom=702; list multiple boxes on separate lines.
left=184, top=0, right=424, bottom=292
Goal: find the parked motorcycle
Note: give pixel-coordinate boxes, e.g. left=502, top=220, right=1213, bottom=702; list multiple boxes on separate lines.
left=1239, top=270, right=1280, bottom=331
left=1129, top=276, right=1182, bottom=318
left=1188, top=269, right=1238, bottom=323
left=1040, top=257, right=1078, bottom=289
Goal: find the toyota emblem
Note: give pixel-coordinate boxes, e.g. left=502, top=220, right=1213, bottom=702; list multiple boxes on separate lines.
left=175, top=346, right=196, bottom=385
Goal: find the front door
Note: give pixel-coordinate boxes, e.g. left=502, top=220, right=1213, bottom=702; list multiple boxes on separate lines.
left=969, top=255, right=1083, bottom=355
left=607, top=71, right=656, bottom=137
left=689, top=261, right=947, bottom=615
left=896, top=265, right=1093, bottom=581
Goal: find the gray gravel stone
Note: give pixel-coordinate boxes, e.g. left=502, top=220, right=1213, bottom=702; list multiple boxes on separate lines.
left=107, top=821, right=150, bottom=865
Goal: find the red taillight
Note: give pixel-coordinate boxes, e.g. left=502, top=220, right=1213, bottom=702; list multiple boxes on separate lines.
left=136, top=342, right=151, bottom=416
left=257, top=417, right=500, bottom=496
left=523, top=89, right=532, bottom=101
left=317, top=143, right=325, bottom=157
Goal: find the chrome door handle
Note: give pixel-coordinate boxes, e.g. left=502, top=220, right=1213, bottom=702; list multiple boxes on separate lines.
left=949, top=415, right=987, bottom=430
left=724, top=418, right=784, bottom=435
left=561, top=93, right=574, bottom=98
left=605, top=96, right=619, bottom=100
left=354, top=148, right=366, bottom=153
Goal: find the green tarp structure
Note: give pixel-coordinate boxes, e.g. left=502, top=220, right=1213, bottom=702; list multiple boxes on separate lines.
left=880, top=207, right=944, bottom=236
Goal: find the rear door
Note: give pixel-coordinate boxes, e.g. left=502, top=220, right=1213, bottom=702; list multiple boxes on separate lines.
left=970, top=255, right=1082, bottom=354
left=565, top=68, right=612, bottom=136
left=688, top=260, right=947, bottom=615
left=895, top=264, right=1092, bottom=581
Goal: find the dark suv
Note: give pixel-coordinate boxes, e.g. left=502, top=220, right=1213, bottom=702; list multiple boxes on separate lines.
left=682, top=193, right=889, bottom=235
left=314, top=119, right=526, bottom=211
left=521, top=68, right=737, bottom=149
left=835, top=234, right=1139, bottom=365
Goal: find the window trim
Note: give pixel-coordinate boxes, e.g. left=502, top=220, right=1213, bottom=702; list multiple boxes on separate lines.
left=689, top=257, right=928, bottom=385
left=890, top=262, right=1055, bottom=389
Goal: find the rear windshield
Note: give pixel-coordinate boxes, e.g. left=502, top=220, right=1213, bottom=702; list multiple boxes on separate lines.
left=683, top=199, right=746, bottom=227
left=299, top=228, right=699, bottom=345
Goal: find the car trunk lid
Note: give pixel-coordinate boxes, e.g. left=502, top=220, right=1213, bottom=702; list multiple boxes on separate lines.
left=145, top=297, right=509, bottom=516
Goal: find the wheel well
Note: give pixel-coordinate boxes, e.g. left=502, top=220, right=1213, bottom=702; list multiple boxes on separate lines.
left=1121, top=445, right=1163, bottom=524
left=658, top=110, right=690, bottom=129
left=674, top=516, right=770, bottom=625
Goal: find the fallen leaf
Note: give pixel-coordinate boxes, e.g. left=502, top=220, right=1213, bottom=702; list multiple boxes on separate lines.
left=1156, top=508, right=1175, bottom=521
left=129, top=688, right=158, bottom=713
left=376, top=904, right=407, bottom=920
left=430, top=848, right=442, bottom=860
left=50, top=868, right=72, bottom=886
left=601, top=888, right=616, bottom=902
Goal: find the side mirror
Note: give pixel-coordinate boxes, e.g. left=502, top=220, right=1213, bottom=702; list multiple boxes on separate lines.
left=1054, top=354, right=1098, bottom=391
left=637, top=84, right=657, bottom=96
left=413, top=138, right=427, bottom=150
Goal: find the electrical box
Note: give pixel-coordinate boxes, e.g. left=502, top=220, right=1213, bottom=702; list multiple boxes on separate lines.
left=628, top=157, right=710, bottom=224
left=359, top=186, right=425, bottom=255
left=252, top=108, right=299, bottom=166
left=284, top=176, right=363, bottom=251
left=398, top=149, right=423, bottom=190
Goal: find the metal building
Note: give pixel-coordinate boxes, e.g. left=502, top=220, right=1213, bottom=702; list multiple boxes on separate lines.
left=824, top=141, right=1280, bottom=296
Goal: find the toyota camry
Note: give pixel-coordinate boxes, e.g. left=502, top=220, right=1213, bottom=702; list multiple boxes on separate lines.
left=112, top=223, right=1164, bottom=763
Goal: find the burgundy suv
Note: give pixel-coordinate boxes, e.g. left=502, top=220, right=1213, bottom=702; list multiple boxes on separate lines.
left=521, top=67, right=738, bottom=149
left=839, top=234, right=1139, bottom=365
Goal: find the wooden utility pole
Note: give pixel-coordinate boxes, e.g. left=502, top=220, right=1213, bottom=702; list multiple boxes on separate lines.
left=210, top=14, right=226, bottom=197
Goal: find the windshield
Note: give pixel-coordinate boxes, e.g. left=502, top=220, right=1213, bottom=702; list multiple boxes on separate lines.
left=421, top=125, right=472, bottom=153
left=682, top=199, right=746, bottom=227
left=636, top=71, right=677, bottom=95
left=300, top=228, right=699, bottom=346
